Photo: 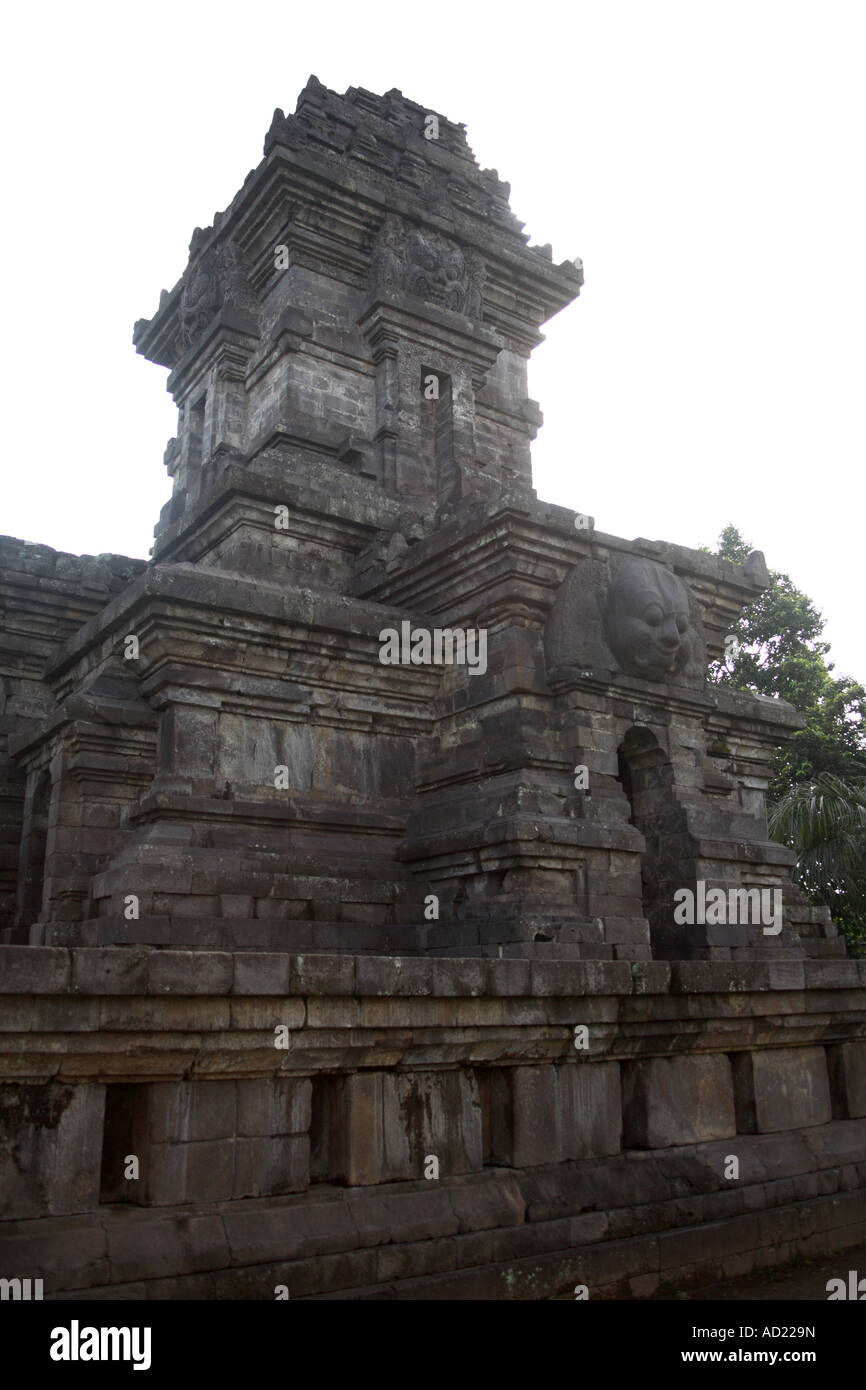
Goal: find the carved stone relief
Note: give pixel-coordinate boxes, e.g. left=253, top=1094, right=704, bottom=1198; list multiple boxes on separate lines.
left=604, top=557, right=700, bottom=682
left=179, top=239, right=259, bottom=353
left=369, top=215, right=485, bottom=319
left=544, top=554, right=706, bottom=686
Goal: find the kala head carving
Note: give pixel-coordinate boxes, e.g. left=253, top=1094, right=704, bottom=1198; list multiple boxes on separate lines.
left=544, top=552, right=705, bottom=688
left=604, top=557, right=696, bottom=681
left=369, top=216, right=485, bottom=319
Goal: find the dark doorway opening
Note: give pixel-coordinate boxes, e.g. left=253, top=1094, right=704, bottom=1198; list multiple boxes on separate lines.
left=616, top=728, right=698, bottom=959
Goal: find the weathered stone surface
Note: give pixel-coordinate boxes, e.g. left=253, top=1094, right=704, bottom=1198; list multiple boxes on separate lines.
left=496, top=1063, right=622, bottom=1166
left=0, top=1082, right=105, bottom=1218
left=328, top=1070, right=482, bottom=1185
left=223, top=1201, right=357, bottom=1267
left=146, top=1080, right=237, bottom=1143
left=232, top=952, right=292, bottom=995
left=106, top=1213, right=230, bottom=1284
left=351, top=1188, right=459, bottom=1247
left=621, top=1055, right=736, bottom=1148
left=733, top=1047, right=832, bottom=1133
left=0, top=946, right=71, bottom=992
left=148, top=952, right=234, bottom=995
left=236, top=1078, right=311, bottom=1137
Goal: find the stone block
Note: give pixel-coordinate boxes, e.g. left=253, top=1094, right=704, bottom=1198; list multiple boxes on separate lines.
left=232, top=952, right=292, bottom=995
left=355, top=956, right=432, bottom=996
left=506, top=1062, right=622, bottom=1166
left=613, top=944, right=652, bottom=961
left=766, top=960, right=805, bottom=991
left=147, top=1080, right=237, bottom=1143
left=622, top=1055, right=736, bottom=1148
left=430, top=959, right=486, bottom=996
left=0, top=946, right=70, bottom=993
left=492, top=1216, right=571, bottom=1261
left=447, top=1175, right=526, bottom=1233
left=224, top=1200, right=357, bottom=1267
left=804, top=961, right=860, bottom=989
left=630, top=961, right=671, bottom=994
left=291, top=954, right=354, bottom=994
left=733, top=1047, right=832, bottom=1133
left=218, top=1248, right=378, bottom=1300
left=574, top=1233, right=660, bottom=1289
left=233, top=1134, right=309, bottom=1197
left=485, top=959, right=531, bottom=996
left=0, top=1218, right=109, bottom=1289
left=231, top=996, right=304, bottom=1030
left=107, top=1214, right=230, bottom=1284
left=376, top=1236, right=455, bottom=1283
left=142, top=1142, right=189, bottom=1206
left=236, top=1077, right=311, bottom=1137
left=0, top=1082, right=105, bottom=1218
left=220, top=895, right=254, bottom=917
left=332, top=1069, right=482, bottom=1185
left=71, top=947, right=151, bottom=995
left=183, top=1139, right=236, bottom=1202
left=529, top=960, right=632, bottom=997
left=147, top=950, right=233, bottom=994
left=604, top=918, right=651, bottom=944
left=350, top=1188, right=459, bottom=1247
left=658, top=1214, right=759, bottom=1272
left=24, top=995, right=99, bottom=1031
left=569, top=1211, right=610, bottom=1244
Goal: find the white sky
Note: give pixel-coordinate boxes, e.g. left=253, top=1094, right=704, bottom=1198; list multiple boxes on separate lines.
left=3, top=1, right=864, bottom=679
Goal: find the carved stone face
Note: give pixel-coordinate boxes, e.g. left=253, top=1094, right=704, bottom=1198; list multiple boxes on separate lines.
left=605, top=558, right=693, bottom=681
left=369, top=217, right=485, bottom=320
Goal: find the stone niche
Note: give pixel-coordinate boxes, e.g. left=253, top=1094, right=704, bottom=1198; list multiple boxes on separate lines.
left=98, top=1079, right=311, bottom=1206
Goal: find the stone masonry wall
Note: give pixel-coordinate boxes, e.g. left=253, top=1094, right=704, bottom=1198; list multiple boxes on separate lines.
left=0, top=539, right=145, bottom=943
left=2, top=947, right=865, bottom=1298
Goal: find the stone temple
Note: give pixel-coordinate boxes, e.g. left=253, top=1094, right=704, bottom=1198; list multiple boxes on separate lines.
left=1, top=77, right=864, bottom=1300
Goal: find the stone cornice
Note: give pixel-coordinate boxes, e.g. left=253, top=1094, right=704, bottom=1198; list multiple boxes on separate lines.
left=0, top=946, right=862, bottom=1084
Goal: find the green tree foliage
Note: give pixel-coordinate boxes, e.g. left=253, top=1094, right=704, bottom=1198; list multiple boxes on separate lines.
left=707, top=525, right=866, bottom=953
left=708, top=524, right=866, bottom=795
left=768, top=775, right=866, bottom=957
